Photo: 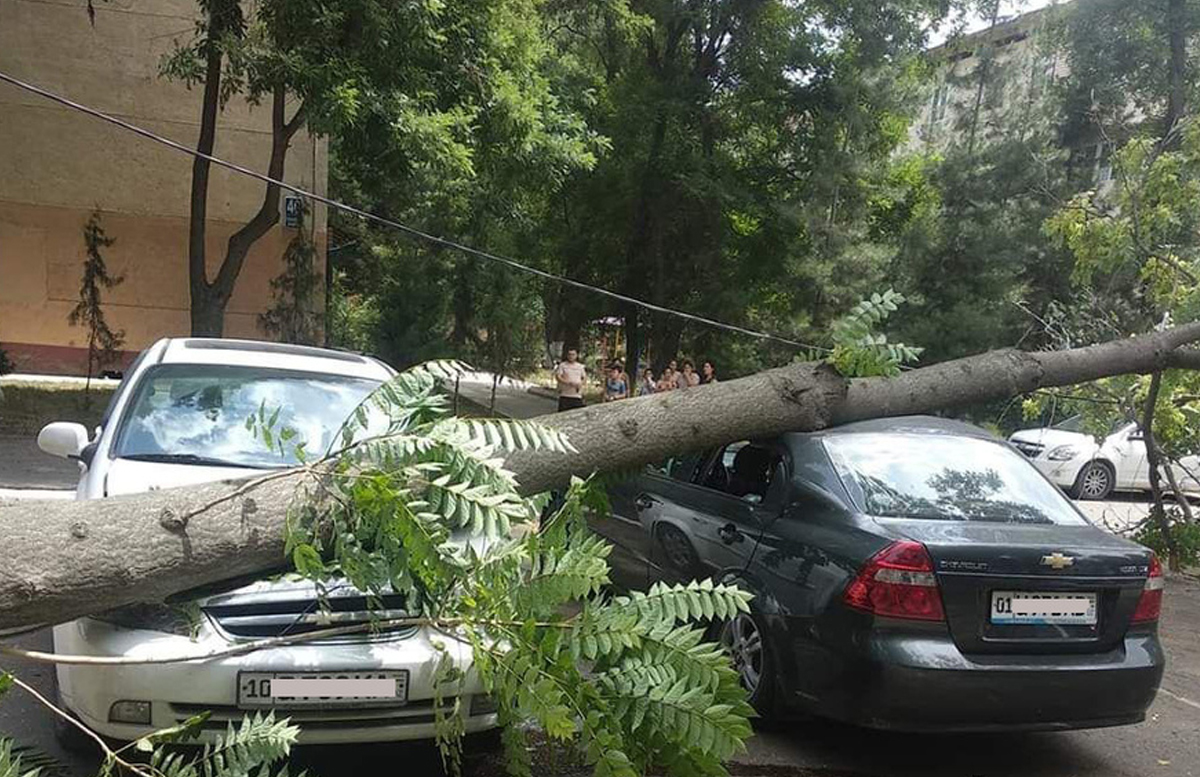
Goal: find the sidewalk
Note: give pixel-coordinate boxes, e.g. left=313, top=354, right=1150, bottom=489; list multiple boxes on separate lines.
left=446, top=372, right=557, bottom=420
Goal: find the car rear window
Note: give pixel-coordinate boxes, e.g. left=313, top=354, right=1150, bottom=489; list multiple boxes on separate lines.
left=824, top=433, right=1088, bottom=525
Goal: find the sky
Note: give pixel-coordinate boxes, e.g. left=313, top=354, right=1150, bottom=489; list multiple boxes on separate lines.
left=927, top=0, right=1059, bottom=47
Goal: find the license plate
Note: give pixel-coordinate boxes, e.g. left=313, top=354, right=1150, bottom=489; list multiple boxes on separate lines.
left=237, top=670, right=408, bottom=709
left=990, top=591, right=1097, bottom=625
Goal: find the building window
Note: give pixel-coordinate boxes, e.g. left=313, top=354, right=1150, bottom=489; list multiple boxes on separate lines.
left=1029, top=54, right=1056, bottom=100
left=1095, top=143, right=1114, bottom=184
left=931, top=81, right=951, bottom=125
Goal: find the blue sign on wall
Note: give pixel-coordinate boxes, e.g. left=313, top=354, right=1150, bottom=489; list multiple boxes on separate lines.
left=284, top=195, right=303, bottom=228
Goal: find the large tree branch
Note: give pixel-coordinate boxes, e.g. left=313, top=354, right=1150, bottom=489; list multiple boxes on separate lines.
left=4, top=323, right=1200, bottom=632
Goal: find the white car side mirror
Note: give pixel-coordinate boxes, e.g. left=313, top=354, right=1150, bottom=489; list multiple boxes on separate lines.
left=37, top=422, right=90, bottom=460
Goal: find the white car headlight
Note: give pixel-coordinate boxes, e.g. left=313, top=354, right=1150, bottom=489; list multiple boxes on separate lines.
left=1047, top=445, right=1080, bottom=461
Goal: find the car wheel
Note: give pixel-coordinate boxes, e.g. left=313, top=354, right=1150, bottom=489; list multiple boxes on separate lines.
left=718, top=612, right=777, bottom=717
left=1072, top=461, right=1114, bottom=500
left=656, top=524, right=700, bottom=575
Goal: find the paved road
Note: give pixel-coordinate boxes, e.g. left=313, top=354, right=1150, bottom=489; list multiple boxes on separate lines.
left=0, top=435, right=79, bottom=490
left=736, top=575, right=1200, bottom=777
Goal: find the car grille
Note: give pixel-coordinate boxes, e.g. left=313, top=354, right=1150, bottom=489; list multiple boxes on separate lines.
left=169, top=700, right=452, bottom=730
left=1012, top=441, right=1044, bottom=458
left=203, top=591, right=416, bottom=643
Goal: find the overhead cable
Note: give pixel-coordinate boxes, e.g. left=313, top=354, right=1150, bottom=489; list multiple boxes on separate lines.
left=0, top=69, right=831, bottom=353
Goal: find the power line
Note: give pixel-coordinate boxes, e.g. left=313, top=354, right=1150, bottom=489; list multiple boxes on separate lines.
left=0, top=69, right=832, bottom=355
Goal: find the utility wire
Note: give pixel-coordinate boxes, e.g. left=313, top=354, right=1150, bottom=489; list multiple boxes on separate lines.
left=0, top=70, right=832, bottom=354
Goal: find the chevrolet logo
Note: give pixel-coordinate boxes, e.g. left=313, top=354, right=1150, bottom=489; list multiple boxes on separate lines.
left=1041, top=552, right=1076, bottom=570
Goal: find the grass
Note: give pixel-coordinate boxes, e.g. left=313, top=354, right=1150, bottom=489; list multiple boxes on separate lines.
left=0, top=379, right=115, bottom=435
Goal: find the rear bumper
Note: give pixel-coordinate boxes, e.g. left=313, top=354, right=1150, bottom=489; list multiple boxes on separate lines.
left=788, top=628, right=1164, bottom=732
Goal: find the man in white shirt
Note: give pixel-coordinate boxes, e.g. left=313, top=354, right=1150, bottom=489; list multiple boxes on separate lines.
left=555, top=349, right=587, bottom=412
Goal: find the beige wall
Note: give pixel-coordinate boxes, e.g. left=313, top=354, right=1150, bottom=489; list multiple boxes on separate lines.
left=0, top=0, right=327, bottom=374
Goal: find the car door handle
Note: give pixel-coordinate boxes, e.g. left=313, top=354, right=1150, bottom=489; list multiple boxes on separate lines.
left=635, top=494, right=658, bottom=511
left=718, top=523, right=743, bottom=544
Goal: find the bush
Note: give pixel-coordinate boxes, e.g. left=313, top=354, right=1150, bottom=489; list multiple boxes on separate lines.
left=1134, top=511, right=1200, bottom=569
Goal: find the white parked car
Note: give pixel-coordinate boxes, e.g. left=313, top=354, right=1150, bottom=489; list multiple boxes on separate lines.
left=36, top=338, right=497, bottom=747
left=1008, top=416, right=1200, bottom=500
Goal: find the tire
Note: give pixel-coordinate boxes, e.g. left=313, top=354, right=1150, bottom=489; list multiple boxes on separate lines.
left=1071, top=460, right=1114, bottom=500
left=655, top=524, right=700, bottom=576
left=718, top=611, right=777, bottom=718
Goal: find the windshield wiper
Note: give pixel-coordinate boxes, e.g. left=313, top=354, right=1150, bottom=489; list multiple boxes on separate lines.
left=119, top=453, right=266, bottom=469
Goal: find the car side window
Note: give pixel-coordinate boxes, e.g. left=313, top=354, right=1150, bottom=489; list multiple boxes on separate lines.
left=699, top=441, right=783, bottom=504
left=648, top=452, right=703, bottom=482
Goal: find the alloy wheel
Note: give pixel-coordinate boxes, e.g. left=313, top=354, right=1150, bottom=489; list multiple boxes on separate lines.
left=1080, top=463, right=1111, bottom=499
left=720, top=613, right=763, bottom=694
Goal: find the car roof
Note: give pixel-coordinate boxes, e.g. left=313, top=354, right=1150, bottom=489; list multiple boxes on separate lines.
left=154, top=338, right=394, bottom=382
left=787, top=415, right=998, bottom=444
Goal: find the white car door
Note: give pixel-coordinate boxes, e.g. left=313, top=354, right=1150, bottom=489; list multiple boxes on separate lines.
left=1102, top=424, right=1148, bottom=490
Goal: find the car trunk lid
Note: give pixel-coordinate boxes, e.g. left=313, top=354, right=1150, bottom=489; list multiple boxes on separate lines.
left=875, top=519, right=1152, bottom=654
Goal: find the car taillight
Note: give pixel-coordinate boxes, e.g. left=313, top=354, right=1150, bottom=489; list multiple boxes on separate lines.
left=843, top=540, right=946, bottom=621
left=1131, top=553, right=1164, bottom=624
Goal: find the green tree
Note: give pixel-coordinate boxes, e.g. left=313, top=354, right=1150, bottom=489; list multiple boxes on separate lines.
left=259, top=204, right=321, bottom=346
left=69, top=211, right=125, bottom=391
left=525, top=0, right=955, bottom=376
left=165, top=0, right=597, bottom=338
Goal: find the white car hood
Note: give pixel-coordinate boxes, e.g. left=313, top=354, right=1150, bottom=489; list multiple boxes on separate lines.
left=103, top=457, right=265, bottom=497
left=1009, top=428, right=1095, bottom=448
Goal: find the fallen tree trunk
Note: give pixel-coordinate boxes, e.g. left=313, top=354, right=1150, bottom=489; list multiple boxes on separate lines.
left=3, top=323, right=1200, bottom=632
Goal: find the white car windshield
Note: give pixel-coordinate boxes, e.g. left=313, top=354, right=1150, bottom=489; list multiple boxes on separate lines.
left=825, top=433, right=1088, bottom=525
left=113, top=365, right=381, bottom=468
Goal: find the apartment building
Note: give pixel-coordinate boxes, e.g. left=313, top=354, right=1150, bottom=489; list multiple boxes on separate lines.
left=0, top=0, right=327, bottom=374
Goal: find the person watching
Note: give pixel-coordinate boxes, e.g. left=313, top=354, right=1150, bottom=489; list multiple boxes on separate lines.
left=554, top=348, right=587, bottom=412
left=604, top=365, right=628, bottom=402
left=637, top=368, right=656, bottom=397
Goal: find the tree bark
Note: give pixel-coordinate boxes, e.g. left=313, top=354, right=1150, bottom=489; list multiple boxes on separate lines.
left=1141, top=371, right=1180, bottom=569
left=187, top=3, right=226, bottom=337
left=1165, top=0, right=1187, bottom=145
left=188, top=73, right=307, bottom=336
left=4, top=323, right=1200, bottom=632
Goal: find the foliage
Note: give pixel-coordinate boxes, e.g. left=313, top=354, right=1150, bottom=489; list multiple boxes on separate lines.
left=141, top=712, right=300, bottom=777
left=325, top=269, right=381, bottom=354
left=0, top=737, right=43, bottom=777
left=275, top=361, right=756, bottom=776
left=330, top=0, right=959, bottom=376
left=1135, top=513, right=1200, bottom=570
left=0, top=347, right=12, bottom=377
left=1058, top=0, right=1200, bottom=145
left=823, top=289, right=923, bottom=378
left=68, top=211, right=125, bottom=385
left=260, top=204, right=322, bottom=346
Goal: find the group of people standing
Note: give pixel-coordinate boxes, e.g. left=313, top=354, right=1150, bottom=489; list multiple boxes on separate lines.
left=553, top=348, right=718, bottom=411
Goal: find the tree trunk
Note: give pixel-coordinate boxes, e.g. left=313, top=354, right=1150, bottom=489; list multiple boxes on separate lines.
left=188, top=69, right=307, bottom=336
left=966, top=0, right=1002, bottom=156
left=1166, top=0, right=1187, bottom=144
left=1141, top=371, right=1180, bottom=569
left=187, top=4, right=225, bottom=337
left=5, top=324, right=1200, bottom=631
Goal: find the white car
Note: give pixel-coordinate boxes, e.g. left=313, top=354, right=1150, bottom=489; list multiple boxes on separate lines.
left=1008, top=416, right=1200, bottom=500
left=36, top=338, right=497, bottom=747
